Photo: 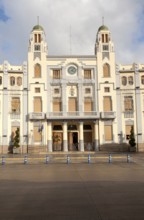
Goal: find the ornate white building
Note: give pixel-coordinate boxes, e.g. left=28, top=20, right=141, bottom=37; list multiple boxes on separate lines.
left=0, top=24, right=144, bottom=153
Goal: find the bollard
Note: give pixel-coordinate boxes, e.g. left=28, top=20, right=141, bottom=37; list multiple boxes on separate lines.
left=109, top=154, right=112, bottom=163
left=88, top=154, right=91, bottom=164
left=67, top=155, right=70, bottom=164
left=2, top=156, right=5, bottom=165
left=127, top=154, right=131, bottom=163
left=45, top=155, right=49, bottom=164
left=24, top=155, right=28, bottom=164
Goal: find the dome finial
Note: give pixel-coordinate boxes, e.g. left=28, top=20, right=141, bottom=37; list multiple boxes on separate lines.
left=37, top=16, right=39, bottom=25
left=102, top=16, right=104, bottom=25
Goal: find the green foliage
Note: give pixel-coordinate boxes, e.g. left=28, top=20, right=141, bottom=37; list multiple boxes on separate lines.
left=129, top=126, right=136, bottom=147
left=13, top=128, right=20, bottom=148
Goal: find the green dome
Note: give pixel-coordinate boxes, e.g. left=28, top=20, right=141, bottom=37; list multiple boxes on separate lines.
left=98, top=25, right=109, bottom=32
left=32, top=25, right=44, bottom=31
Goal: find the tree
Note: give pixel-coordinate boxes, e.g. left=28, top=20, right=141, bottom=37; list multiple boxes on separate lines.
left=129, top=126, right=136, bottom=147
left=13, top=128, right=20, bottom=148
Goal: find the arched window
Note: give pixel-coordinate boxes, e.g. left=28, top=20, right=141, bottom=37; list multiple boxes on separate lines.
left=141, top=75, right=144, bottom=85
left=0, top=76, right=2, bottom=85
left=128, top=76, right=133, bottom=85
left=121, top=76, right=127, bottom=86
left=103, top=63, right=110, bottom=77
left=17, top=77, right=22, bottom=86
left=34, top=64, right=41, bottom=78
left=10, top=76, right=15, bottom=86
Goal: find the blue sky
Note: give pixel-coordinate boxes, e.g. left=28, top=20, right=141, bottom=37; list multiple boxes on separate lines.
left=0, top=0, right=144, bottom=64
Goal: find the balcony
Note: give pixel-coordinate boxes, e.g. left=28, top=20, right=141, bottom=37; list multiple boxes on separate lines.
left=10, top=112, right=21, bottom=119
left=46, top=111, right=100, bottom=120
left=29, top=112, right=45, bottom=120
left=101, top=111, right=116, bottom=119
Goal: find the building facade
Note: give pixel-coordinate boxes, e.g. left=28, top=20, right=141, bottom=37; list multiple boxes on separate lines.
left=0, top=24, right=144, bottom=153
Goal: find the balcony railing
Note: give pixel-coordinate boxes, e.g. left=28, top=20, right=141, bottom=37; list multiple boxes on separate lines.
left=10, top=112, right=21, bottom=119
left=29, top=112, right=45, bottom=120
left=101, top=111, right=116, bottom=119
left=124, top=111, right=134, bottom=118
left=46, top=111, right=100, bottom=119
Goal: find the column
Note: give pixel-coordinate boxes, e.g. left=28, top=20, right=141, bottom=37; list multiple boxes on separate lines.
left=47, top=122, right=52, bottom=152
left=79, top=121, right=84, bottom=152
left=94, top=121, right=99, bottom=151
left=63, top=122, right=68, bottom=152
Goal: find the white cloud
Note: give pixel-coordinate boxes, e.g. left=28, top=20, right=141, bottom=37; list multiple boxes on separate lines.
left=0, top=0, right=144, bottom=64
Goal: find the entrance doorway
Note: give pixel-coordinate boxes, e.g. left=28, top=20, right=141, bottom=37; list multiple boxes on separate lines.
left=73, top=132, right=78, bottom=150
left=68, top=132, right=78, bottom=151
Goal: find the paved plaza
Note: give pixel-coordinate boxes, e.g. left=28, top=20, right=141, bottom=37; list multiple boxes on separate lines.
left=0, top=153, right=144, bottom=219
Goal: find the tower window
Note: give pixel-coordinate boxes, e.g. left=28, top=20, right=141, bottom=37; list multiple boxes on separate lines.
left=54, top=88, right=60, bottom=94
left=34, top=34, right=41, bottom=43
left=0, top=76, right=2, bottom=85
left=141, top=75, right=144, bottom=85
left=85, top=88, right=91, bottom=94
left=11, top=97, right=20, bottom=112
left=103, top=63, right=110, bottom=77
left=10, top=76, right=15, bottom=86
left=84, top=69, right=91, bottom=79
left=103, top=45, right=109, bottom=51
left=35, top=88, right=40, bottom=93
left=17, top=77, right=22, bottom=86
left=121, top=76, right=127, bottom=86
left=102, top=34, right=104, bottom=43
left=34, top=45, right=41, bottom=51
left=34, top=64, right=41, bottom=78
left=104, top=87, right=110, bottom=92
left=124, top=96, right=133, bottom=111
left=128, top=76, right=133, bottom=85
left=53, top=70, right=61, bottom=79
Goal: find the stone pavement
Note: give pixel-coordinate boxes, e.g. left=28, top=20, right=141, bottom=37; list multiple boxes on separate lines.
left=0, top=153, right=144, bottom=219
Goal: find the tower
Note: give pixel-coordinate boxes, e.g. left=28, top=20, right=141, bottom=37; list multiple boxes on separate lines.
left=95, top=24, right=118, bottom=145
left=28, top=24, right=48, bottom=149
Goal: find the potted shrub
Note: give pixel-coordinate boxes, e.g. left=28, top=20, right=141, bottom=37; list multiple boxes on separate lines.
left=13, top=128, right=20, bottom=154
left=129, top=126, right=136, bottom=152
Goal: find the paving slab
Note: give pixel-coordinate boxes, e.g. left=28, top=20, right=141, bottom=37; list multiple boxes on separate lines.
left=0, top=154, right=144, bottom=219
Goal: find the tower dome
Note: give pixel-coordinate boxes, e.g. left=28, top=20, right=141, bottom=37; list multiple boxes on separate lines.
left=32, top=24, right=44, bottom=31
left=98, top=25, right=109, bottom=32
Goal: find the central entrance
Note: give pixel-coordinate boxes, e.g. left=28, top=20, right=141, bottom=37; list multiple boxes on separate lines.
left=68, top=131, right=79, bottom=151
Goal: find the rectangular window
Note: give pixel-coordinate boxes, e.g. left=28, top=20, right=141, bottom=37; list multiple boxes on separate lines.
left=53, top=70, right=61, bottom=79
left=102, top=34, right=104, bottom=43
left=38, top=34, right=41, bottom=43
left=124, top=96, right=133, bottom=111
left=34, top=45, right=41, bottom=51
left=84, top=70, right=91, bottom=79
left=34, top=97, right=42, bottom=112
left=11, top=97, right=20, bottom=112
left=53, top=98, right=61, bottom=112
left=103, top=96, right=112, bottom=111
left=34, top=125, right=42, bottom=142
left=104, top=87, right=110, bottom=92
left=54, top=88, right=60, bottom=94
left=34, top=34, right=37, bottom=43
left=68, top=98, right=77, bottom=112
left=35, top=88, right=40, bottom=93
left=84, top=98, right=92, bottom=112
left=105, top=34, right=108, bottom=43
left=104, top=125, right=112, bottom=141
left=85, top=88, right=91, bottom=94
left=103, top=45, right=109, bottom=51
